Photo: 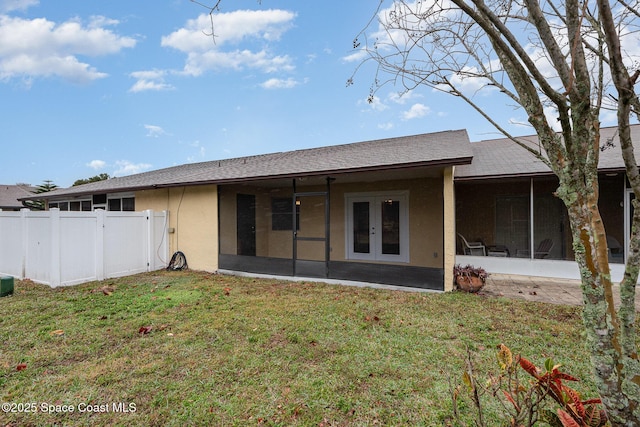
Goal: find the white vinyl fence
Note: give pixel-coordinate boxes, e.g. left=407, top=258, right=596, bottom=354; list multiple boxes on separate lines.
left=0, top=208, right=168, bottom=287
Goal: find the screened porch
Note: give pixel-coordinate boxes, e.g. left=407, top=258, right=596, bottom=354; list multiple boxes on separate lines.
left=455, top=173, right=630, bottom=280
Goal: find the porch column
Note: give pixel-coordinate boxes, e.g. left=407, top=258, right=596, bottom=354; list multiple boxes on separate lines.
left=443, top=166, right=456, bottom=291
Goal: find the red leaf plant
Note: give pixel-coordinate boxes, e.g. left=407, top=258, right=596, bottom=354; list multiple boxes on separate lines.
left=451, top=344, right=608, bottom=427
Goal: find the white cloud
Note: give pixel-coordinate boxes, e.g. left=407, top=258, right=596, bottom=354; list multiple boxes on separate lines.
left=0, top=0, right=38, bottom=13
left=260, top=77, right=300, bottom=89
left=181, top=48, right=294, bottom=76
left=161, top=9, right=296, bottom=76
left=163, top=9, right=295, bottom=50
left=87, top=160, right=106, bottom=170
left=402, top=103, right=431, bottom=120
left=378, top=122, right=394, bottom=130
left=129, top=79, right=174, bottom=93
left=361, top=95, right=388, bottom=112
left=128, top=70, right=174, bottom=93
left=341, top=49, right=366, bottom=64
left=144, top=124, right=168, bottom=138
left=113, top=160, right=152, bottom=177
left=388, top=90, right=422, bottom=105
left=442, top=66, right=497, bottom=96
left=0, top=15, right=136, bottom=84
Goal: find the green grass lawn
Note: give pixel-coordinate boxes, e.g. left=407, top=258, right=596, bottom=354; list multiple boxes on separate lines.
left=0, top=271, right=593, bottom=426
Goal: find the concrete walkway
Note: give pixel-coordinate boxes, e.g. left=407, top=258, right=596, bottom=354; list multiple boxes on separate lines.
left=482, top=273, right=640, bottom=309
left=223, top=268, right=640, bottom=308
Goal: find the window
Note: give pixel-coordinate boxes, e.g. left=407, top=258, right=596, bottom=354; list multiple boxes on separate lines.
left=346, top=192, right=409, bottom=262
left=108, top=198, right=121, bottom=211
left=47, top=194, right=133, bottom=212
left=271, top=197, right=300, bottom=230
left=122, top=197, right=135, bottom=212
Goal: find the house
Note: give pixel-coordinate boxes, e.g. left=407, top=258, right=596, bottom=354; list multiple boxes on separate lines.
left=0, top=184, right=35, bottom=211
left=20, top=124, right=640, bottom=289
left=22, top=130, right=473, bottom=291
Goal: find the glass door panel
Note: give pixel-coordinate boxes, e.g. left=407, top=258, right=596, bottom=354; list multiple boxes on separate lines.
left=380, top=200, right=400, bottom=255
left=353, top=201, right=371, bottom=254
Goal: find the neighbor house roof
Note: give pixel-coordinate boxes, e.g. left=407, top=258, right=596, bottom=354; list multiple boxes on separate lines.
left=24, top=130, right=473, bottom=200
left=455, top=124, right=640, bottom=180
left=0, top=184, right=35, bottom=210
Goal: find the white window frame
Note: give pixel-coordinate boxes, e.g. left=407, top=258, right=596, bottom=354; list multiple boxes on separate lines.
left=345, top=190, right=410, bottom=263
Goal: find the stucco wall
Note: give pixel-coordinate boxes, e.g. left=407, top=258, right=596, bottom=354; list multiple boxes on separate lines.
left=135, top=185, right=218, bottom=272
left=218, top=185, right=295, bottom=258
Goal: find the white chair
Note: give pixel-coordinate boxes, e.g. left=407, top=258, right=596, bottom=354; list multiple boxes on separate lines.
left=458, top=233, right=486, bottom=256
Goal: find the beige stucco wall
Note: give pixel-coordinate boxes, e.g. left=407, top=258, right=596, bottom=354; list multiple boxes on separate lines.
left=219, top=185, right=295, bottom=258
left=135, top=185, right=218, bottom=272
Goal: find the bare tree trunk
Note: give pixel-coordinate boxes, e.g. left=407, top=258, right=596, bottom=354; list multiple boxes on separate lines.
left=562, top=179, right=640, bottom=424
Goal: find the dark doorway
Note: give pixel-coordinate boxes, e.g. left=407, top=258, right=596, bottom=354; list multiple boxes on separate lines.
left=237, top=194, right=256, bottom=256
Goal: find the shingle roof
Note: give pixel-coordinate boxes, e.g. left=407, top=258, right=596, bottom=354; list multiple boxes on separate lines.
left=455, top=124, right=640, bottom=180
left=0, top=184, right=35, bottom=209
left=28, top=130, right=473, bottom=200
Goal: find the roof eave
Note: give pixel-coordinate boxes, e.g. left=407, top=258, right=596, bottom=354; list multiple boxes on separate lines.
left=455, top=166, right=629, bottom=182
left=22, top=156, right=473, bottom=200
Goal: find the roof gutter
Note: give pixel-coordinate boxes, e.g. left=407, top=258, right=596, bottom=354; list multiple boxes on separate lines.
left=454, top=166, right=627, bottom=182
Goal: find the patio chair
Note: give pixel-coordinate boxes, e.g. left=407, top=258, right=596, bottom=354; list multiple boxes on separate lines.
left=607, top=235, right=624, bottom=262
left=533, top=238, right=554, bottom=259
left=458, top=233, right=486, bottom=256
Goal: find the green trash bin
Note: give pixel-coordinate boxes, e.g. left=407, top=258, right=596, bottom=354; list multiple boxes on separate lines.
left=1, top=276, right=14, bottom=297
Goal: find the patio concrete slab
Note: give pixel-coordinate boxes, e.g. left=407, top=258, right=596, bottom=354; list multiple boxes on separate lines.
left=482, top=273, right=640, bottom=309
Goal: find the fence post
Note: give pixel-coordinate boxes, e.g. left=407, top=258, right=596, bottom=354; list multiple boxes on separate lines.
left=145, top=210, right=153, bottom=272
left=95, top=209, right=105, bottom=281
left=50, top=208, right=61, bottom=287
left=20, top=209, right=29, bottom=279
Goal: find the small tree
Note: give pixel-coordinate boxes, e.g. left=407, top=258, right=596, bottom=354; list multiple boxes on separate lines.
left=22, top=180, right=59, bottom=211
left=73, top=173, right=110, bottom=187
left=352, top=0, right=640, bottom=424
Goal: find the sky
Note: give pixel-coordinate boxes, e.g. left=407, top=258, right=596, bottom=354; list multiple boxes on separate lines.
left=0, top=0, right=599, bottom=188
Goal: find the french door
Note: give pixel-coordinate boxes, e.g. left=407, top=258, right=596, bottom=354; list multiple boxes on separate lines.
left=346, top=192, right=409, bottom=263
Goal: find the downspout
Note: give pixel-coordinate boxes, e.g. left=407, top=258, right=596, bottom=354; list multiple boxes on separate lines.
left=217, top=185, right=221, bottom=272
